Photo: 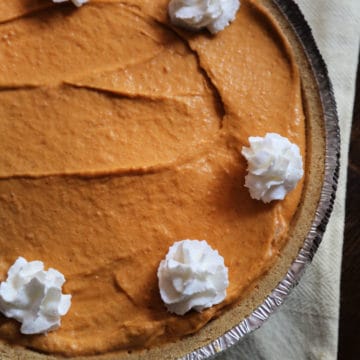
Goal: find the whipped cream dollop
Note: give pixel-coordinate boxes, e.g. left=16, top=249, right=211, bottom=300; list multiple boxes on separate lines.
left=157, top=240, right=229, bottom=315
left=241, top=133, right=304, bottom=203
left=53, top=0, right=88, bottom=7
left=0, top=257, right=72, bottom=335
left=168, top=0, right=240, bottom=34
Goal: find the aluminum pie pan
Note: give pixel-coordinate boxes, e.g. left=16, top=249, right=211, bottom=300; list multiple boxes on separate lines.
left=181, top=1, right=340, bottom=359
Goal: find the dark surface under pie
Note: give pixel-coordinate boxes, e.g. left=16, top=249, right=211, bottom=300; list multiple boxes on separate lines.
left=339, top=51, right=360, bottom=360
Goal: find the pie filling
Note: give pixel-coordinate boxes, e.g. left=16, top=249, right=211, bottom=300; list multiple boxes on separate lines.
left=0, top=0, right=305, bottom=356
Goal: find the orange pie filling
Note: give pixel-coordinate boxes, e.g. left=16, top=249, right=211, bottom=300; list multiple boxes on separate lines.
left=0, top=0, right=305, bottom=356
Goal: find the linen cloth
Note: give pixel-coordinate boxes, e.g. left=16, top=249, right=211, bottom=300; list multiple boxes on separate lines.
left=215, top=1, right=360, bottom=359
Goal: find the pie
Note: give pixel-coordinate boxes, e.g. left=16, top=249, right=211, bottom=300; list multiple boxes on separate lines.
left=0, top=0, right=325, bottom=358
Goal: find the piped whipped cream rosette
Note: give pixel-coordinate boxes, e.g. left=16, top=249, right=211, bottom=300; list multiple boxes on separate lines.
left=168, top=0, right=240, bottom=34
left=0, top=257, right=72, bottom=335
left=157, top=240, right=229, bottom=315
left=241, top=133, right=304, bottom=203
left=52, top=0, right=88, bottom=7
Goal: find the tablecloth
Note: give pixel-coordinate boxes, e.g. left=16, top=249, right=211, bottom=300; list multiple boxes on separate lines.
left=215, top=1, right=360, bottom=359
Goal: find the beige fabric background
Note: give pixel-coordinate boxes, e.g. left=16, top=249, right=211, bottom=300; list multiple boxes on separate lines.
left=215, top=1, right=360, bottom=359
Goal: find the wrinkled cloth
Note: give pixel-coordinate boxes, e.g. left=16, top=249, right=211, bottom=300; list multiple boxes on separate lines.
left=215, top=1, right=360, bottom=359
